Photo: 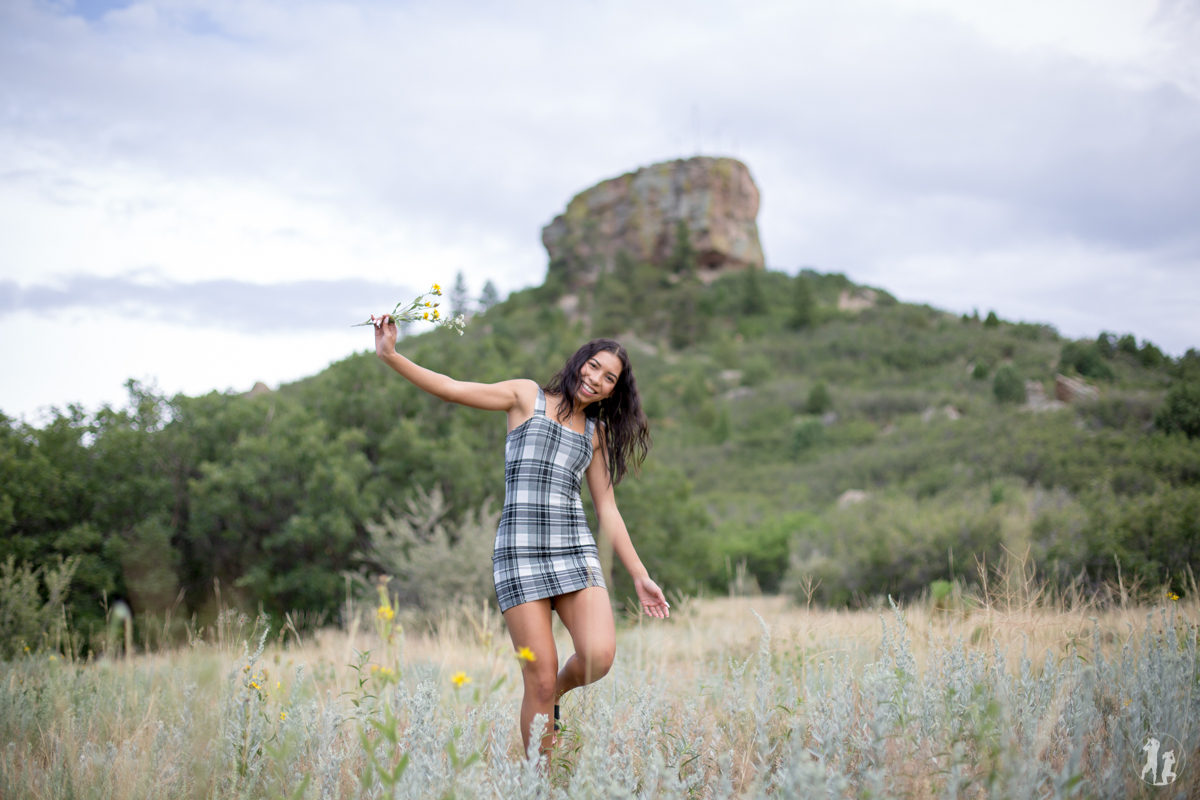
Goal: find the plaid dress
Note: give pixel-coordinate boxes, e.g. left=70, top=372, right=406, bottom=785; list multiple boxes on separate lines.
left=492, top=386, right=607, bottom=612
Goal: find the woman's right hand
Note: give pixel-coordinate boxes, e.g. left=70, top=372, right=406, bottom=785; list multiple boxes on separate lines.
left=372, top=314, right=398, bottom=359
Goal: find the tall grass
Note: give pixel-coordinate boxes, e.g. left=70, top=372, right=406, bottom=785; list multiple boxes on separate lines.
left=2, top=591, right=1197, bottom=799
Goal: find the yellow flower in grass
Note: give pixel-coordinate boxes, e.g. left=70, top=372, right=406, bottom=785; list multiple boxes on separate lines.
left=425, top=301, right=432, bottom=307
left=280, top=711, right=287, bottom=721
left=423, top=312, right=429, bottom=320
left=377, top=604, right=395, bottom=621
left=450, top=671, right=471, bottom=688
left=1168, top=592, right=1180, bottom=601
left=432, top=283, right=442, bottom=295
left=515, top=646, right=536, bottom=663
left=432, top=309, right=440, bottom=320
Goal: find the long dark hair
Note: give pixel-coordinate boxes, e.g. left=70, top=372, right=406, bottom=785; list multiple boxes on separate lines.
left=544, top=338, right=651, bottom=486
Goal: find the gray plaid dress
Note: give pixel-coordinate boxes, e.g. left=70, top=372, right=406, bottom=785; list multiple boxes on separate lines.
left=492, top=386, right=607, bottom=612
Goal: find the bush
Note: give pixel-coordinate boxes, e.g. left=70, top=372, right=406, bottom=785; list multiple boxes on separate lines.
left=1060, top=340, right=1116, bottom=381
left=784, top=490, right=1005, bottom=605
left=992, top=366, right=1027, bottom=404
left=367, top=487, right=498, bottom=612
left=791, top=417, right=825, bottom=456
left=804, top=383, right=832, bottom=414
left=983, top=311, right=1000, bottom=328
left=971, top=362, right=989, bottom=380
left=0, top=555, right=79, bottom=658
left=1156, top=381, right=1200, bottom=439
left=741, top=355, right=773, bottom=387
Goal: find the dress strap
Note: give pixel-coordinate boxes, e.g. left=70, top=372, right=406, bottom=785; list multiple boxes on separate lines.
left=534, top=386, right=546, bottom=415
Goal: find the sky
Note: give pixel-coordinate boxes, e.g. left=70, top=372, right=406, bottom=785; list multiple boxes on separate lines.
left=2, top=0, right=1198, bottom=419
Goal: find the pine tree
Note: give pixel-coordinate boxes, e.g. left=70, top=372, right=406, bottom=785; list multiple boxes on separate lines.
left=667, top=220, right=696, bottom=276
left=451, top=272, right=469, bottom=318
left=788, top=275, right=815, bottom=330
left=742, top=268, right=766, bottom=316
left=479, top=280, right=500, bottom=312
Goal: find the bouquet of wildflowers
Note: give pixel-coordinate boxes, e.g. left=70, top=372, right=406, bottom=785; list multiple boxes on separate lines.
left=354, top=282, right=466, bottom=335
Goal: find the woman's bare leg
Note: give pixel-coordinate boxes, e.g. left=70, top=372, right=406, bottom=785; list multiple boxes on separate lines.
left=553, top=586, right=616, bottom=698
left=502, top=599, right=558, bottom=753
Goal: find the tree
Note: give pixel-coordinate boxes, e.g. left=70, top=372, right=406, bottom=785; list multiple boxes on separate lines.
left=479, top=280, right=500, bottom=312
left=742, top=268, right=766, bottom=316
left=667, top=220, right=696, bottom=276
left=450, top=271, right=469, bottom=318
left=788, top=275, right=815, bottom=330
left=983, top=311, right=1000, bottom=328
left=1156, top=380, right=1200, bottom=439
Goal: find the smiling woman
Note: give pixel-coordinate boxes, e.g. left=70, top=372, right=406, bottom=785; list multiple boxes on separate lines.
left=371, top=321, right=666, bottom=756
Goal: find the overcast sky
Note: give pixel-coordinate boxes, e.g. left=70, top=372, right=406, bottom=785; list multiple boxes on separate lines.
left=2, top=0, right=1198, bottom=419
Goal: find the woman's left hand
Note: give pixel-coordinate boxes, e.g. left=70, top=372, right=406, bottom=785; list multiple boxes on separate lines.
left=634, top=577, right=670, bottom=619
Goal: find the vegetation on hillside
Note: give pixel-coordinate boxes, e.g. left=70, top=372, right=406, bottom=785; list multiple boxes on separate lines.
left=2, top=240, right=1199, bottom=645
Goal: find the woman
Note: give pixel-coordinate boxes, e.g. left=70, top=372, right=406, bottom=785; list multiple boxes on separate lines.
left=371, top=317, right=670, bottom=753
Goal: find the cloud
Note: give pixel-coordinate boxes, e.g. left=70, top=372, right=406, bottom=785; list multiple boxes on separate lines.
left=0, top=0, right=1197, bottom=419
left=0, top=273, right=416, bottom=333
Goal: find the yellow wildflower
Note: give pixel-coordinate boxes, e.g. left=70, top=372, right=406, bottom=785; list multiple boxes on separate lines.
left=48, top=654, right=57, bottom=662
left=280, top=711, right=287, bottom=721
left=450, top=671, right=471, bottom=688
left=276, top=681, right=282, bottom=690
left=432, top=309, right=440, bottom=320
left=516, top=646, right=536, bottom=663
left=423, top=312, right=429, bottom=320
left=244, top=665, right=251, bottom=673
left=370, top=664, right=380, bottom=672
left=377, top=605, right=395, bottom=621
left=425, top=301, right=432, bottom=307
left=1168, top=592, right=1180, bottom=601
left=250, top=681, right=259, bottom=690
left=432, top=283, right=442, bottom=295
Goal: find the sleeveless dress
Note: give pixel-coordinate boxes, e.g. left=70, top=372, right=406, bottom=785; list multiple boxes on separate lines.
left=492, top=386, right=607, bottom=612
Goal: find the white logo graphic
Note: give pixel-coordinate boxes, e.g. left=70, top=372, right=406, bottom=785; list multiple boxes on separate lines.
left=1136, top=733, right=1184, bottom=786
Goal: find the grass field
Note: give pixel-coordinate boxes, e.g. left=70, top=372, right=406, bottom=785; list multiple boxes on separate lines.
left=2, top=591, right=1197, bottom=799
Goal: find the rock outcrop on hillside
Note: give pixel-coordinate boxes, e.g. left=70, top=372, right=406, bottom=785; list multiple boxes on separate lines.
left=542, top=157, right=764, bottom=288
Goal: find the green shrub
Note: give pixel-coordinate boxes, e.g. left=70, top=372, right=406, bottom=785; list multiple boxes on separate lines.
left=971, top=362, right=989, bottom=380
left=804, top=383, right=832, bottom=414
left=0, top=556, right=79, bottom=658
left=791, top=417, right=825, bottom=456
left=741, top=355, right=773, bottom=387
left=1156, top=380, right=1200, bottom=439
left=992, top=365, right=1026, bottom=404
left=983, top=311, right=1000, bottom=328
left=1060, top=340, right=1116, bottom=381
left=784, top=490, right=1005, bottom=605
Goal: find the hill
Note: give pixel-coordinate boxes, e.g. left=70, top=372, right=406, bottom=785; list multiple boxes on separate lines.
left=2, top=258, right=1199, bottom=644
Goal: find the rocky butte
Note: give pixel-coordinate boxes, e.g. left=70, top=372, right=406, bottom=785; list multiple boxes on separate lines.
left=542, top=156, right=765, bottom=291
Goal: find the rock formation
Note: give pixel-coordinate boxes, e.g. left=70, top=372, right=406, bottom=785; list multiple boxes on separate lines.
left=1055, top=374, right=1099, bottom=404
left=542, top=157, right=764, bottom=288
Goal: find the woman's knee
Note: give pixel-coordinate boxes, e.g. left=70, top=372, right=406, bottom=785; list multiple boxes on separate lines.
left=578, top=644, right=615, bottom=681
left=524, top=663, right=559, bottom=703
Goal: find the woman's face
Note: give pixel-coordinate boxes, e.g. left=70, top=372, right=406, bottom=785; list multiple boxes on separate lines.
left=576, top=349, right=623, bottom=406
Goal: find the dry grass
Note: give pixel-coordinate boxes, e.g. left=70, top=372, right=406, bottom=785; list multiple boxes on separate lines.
left=2, top=592, right=1198, bottom=799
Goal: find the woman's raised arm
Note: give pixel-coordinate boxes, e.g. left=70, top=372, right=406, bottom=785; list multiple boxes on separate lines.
left=373, top=315, right=530, bottom=413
